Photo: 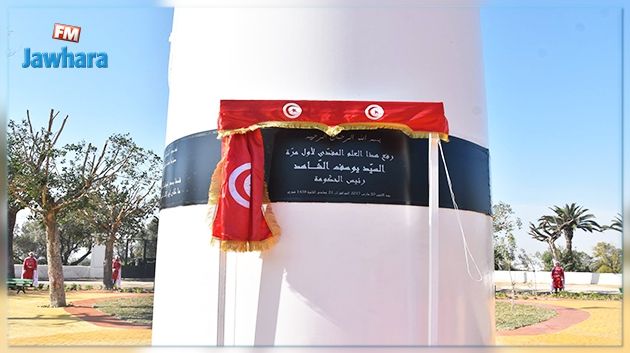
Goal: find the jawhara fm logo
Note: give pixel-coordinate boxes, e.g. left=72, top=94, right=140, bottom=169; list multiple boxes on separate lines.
left=22, top=23, right=108, bottom=69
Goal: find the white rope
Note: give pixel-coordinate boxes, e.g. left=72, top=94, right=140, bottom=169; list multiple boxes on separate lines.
left=438, top=140, right=483, bottom=282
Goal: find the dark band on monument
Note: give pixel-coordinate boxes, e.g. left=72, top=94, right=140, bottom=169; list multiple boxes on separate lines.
left=160, top=129, right=491, bottom=215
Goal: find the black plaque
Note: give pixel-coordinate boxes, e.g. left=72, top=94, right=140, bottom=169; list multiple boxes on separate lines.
left=160, top=129, right=491, bottom=215
left=160, top=130, right=222, bottom=209
left=263, top=129, right=412, bottom=204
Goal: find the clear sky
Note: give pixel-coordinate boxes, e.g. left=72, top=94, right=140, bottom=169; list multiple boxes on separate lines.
left=8, top=6, right=172, bottom=156
left=482, top=6, right=623, bottom=256
left=7, top=4, right=624, bottom=258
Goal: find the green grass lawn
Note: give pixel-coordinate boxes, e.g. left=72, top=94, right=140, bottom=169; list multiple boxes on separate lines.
left=93, top=295, right=154, bottom=325
left=496, top=301, right=557, bottom=331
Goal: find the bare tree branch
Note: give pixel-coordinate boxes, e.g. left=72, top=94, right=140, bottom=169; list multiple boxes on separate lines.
left=50, top=115, right=68, bottom=147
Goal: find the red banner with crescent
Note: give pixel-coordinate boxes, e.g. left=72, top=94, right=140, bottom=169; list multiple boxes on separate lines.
left=219, top=100, right=449, bottom=141
left=208, top=130, right=279, bottom=251
left=209, top=100, right=449, bottom=252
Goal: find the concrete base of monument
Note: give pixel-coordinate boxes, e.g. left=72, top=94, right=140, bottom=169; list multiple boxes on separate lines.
left=152, top=203, right=494, bottom=346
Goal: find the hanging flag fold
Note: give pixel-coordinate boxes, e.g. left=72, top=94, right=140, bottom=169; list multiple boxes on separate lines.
left=209, top=99, right=450, bottom=252
left=208, top=130, right=280, bottom=252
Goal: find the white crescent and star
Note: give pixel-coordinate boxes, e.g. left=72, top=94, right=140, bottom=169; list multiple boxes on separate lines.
left=365, top=104, right=385, bottom=120
left=228, top=162, right=252, bottom=208
left=283, top=102, right=302, bottom=119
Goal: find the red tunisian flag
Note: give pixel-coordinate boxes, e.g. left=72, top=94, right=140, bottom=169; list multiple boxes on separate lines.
left=209, top=130, right=279, bottom=252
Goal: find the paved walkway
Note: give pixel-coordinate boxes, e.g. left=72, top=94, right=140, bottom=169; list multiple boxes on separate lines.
left=497, top=300, right=590, bottom=336
left=496, top=299, right=622, bottom=345
left=7, top=291, right=151, bottom=345
left=63, top=294, right=152, bottom=329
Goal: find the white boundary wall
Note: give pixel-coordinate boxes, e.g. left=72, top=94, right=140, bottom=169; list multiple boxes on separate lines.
left=14, top=266, right=620, bottom=287
left=12, top=245, right=106, bottom=280
left=494, top=271, right=622, bottom=287
left=13, top=265, right=103, bottom=280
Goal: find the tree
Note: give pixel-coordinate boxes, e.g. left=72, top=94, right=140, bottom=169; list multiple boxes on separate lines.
left=529, top=219, right=562, bottom=262
left=7, top=123, right=29, bottom=278
left=57, top=208, right=97, bottom=265
left=116, top=214, right=147, bottom=263
left=591, top=242, right=622, bottom=273
left=494, top=232, right=517, bottom=271
left=541, top=203, right=600, bottom=257
left=13, top=219, right=47, bottom=264
left=604, top=214, right=622, bottom=233
left=492, top=202, right=522, bottom=270
left=6, top=202, right=22, bottom=278
left=492, top=202, right=522, bottom=306
left=8, top=110, right=139, bottom=307
left=517, top=249, right=539, bottom=272
left=537, top=246, right=593, bottom=272
left=117, top=216, right=159, bottom=263
left=562, top=249, right=593, bottom=272
left=88, top=144, right=161, bottom=289
left=142, top=216, right=159, bottom=260
left=6, top=209, right=19, bottom=277
left=14, top=210, right=95, bottom=266
left=536, top=250, right=555, bottom=271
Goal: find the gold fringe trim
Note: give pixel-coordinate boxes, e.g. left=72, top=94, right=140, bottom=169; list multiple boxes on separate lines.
left=211, top=234, right=280, bottom=252
left=207, top=155, right=225, bottom=244
left=208, top=155, right=226, bottom=206
left=209, top=182, right=281, bottom=253
left=218, top=121, right=449, bottom=141
left=262, top=182, right=281, bottom=239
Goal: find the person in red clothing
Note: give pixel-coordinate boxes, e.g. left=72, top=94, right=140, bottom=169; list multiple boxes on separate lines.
left=112, top=255, right=122, bottom=289
left=21, top=252, right=38, bottom=287
left=551, top=261, right=565, bottom=293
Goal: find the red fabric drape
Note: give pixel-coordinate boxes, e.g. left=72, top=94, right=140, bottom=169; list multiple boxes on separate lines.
left=218, top=100, right=449, bottom=141
left=209, top=99, right=449, bottom=252
left=209, top=130, right=279, bottom=251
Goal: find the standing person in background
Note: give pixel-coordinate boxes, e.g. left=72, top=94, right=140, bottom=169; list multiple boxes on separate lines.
left=21, top=252, right=38, bottom=287
left=112, top=255, right=122, bottom=289
left=551, top=261, right=565, bottom=294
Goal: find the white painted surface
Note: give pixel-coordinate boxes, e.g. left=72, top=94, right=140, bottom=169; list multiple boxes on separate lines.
left=164, top=7, right=487, bottom=147
left=154, top=205, right=494, bottom=345
left=13, top=265, right=101, bottom=280
left=154, top=4, right=492, bottom=346
left=152, top=205, right=221, bottom=346
left=494, top=271, right=622, bottom=287
left=427, top=134, right=440, bottom=344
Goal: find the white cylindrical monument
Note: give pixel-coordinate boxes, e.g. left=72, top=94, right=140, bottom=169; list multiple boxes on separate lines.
left=153, top=1, right=493, bottom=346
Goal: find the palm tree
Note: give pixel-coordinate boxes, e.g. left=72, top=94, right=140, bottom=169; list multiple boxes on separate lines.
left=541, top=203, right=601, bottom=256
left=529, top=220, right=562, bottom=262
left=606, top=214, right=622, bottom=233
